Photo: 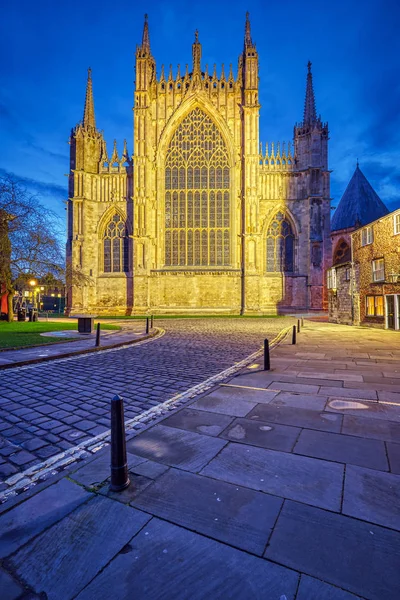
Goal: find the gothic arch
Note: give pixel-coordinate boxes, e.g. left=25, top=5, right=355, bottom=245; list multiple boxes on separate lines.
left=97, top=207, right=130, bottom=274
left=333, top=237, right=350, bottom=265
left=263, top=209, right=297, bottom=273
left=159, top=103, right=234, bottom=268
left=96, top=205, right=130, bottom=236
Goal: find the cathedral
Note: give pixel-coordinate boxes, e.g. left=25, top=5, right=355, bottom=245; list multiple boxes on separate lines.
left=66, top=13, right=331, bottom=316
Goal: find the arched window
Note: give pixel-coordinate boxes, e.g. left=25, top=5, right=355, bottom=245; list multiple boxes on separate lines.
left=164, top=108, right=230, bottom=267
left=266, top=212, right=295, bottom=273
left=333, top=239, right=350, bottom=265
left=103, top=214, right=129, bottom=273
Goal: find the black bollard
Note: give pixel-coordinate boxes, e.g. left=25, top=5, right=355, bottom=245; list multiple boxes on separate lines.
left=110, top=395, right=130, bottom=492
left=297, top=319, right=301, bottom=333
left=146, top=317, right=149, bottom=334
left=264, top=339, right=270, bottom=371
left=292, top=325, right=297, bottom=345
left=301, top=317, right=304, bottom=327
left=95, top=322, right=101, bottom=347
left=150, top=314, right=154, bottom=329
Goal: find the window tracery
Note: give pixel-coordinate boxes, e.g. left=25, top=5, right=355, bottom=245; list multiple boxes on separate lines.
left=165, top=108, right=230, bottom=267
left=103, top=214, right=129, bottom=273
left=266, top=212, right=295, bottom=272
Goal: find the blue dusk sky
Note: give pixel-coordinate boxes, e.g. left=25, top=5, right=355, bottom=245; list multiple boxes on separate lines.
left=1, top=0, right=400, bottom=228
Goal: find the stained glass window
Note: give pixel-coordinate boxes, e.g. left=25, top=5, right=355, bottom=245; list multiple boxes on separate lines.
left=103, top=214, right=129, bottom=273
left=165, top=108, right=230, bottom=266
left=266, top=212, right=295, bottom=273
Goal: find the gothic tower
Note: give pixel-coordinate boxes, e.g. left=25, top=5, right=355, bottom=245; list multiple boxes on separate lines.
left=66, top=14, right=331, bottom=315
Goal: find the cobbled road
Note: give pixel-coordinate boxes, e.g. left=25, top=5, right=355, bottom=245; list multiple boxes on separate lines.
left=0, top=317, right=293, bottom=481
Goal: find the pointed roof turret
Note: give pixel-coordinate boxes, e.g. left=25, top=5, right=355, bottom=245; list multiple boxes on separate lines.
left=331, top=164, right=389, bottom=231
left=192, top=29, right=202, bottom=74
left=141, top=13, right=151, bottom=54
left=83, top=67, right=96, bottom=131
left=303, top=61, right=317, bottom=125
left=244, top=11, right=253, bottom=48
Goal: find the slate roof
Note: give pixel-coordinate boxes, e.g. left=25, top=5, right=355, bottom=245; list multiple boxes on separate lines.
left=331, top=165, right=389, bottom=231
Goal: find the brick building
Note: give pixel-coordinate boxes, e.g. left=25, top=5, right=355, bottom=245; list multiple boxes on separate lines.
left=329, top=207, right=400, bottom=330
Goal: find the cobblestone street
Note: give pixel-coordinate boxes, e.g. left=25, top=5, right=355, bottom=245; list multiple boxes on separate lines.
left=0, top=318, right=292, bottom=481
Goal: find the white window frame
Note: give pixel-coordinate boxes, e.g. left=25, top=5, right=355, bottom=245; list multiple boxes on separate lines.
left=327, top=267, right=337, bottom=290
left=394, top=213, right=400, bottom=235
left=372, top=258, right=385, bottom=282
left=361, top=226, right=373, bottom=246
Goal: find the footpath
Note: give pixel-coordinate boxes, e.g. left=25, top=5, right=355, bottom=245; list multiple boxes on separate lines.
left=0, top=321, right=399, bottom=599
left=0, top=320, right=158, bottom=369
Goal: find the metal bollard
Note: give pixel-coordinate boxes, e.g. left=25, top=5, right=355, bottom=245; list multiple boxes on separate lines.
left=292, top=325, right=297, bottom=345
left=95, top=322, right=101, bottom=347
left=297, top=319, right=301, bottom=333
left=150, top=315, right=154, bottom=329
left=146, top=317, right=149, bottom=334
left=301, top=317, right=304, bottom=327
left=110, top=395, right=130, bottom=492
left=264, top=339, right=270, bottom=371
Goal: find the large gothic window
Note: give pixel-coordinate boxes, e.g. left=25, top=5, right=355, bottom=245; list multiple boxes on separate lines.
left=266, top=212, right=295, bottom=272
left=103, top=214, right=129, bottom=273
left=164, top=108, right=230, bottom=267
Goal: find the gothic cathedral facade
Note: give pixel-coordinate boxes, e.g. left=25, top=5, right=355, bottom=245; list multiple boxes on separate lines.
left=66, top=14, right=331, bottom=315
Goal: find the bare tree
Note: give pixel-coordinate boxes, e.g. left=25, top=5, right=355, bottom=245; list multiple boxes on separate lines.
left=0, top=175, right=65, bottom=320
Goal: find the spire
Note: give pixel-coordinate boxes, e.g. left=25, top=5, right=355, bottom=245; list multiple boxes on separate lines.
left=244, top=11, right=253, bottom=48
left=83, top=67, right=96, bottom=130
left=141, top=13, right=151, bottom=54
left=303, top=61, right=317, bottom=125
left=192, top=29, right=202, bottom=74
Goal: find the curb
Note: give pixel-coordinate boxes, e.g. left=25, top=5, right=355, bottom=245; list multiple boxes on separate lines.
left=0, top=327, right=161, bottom=370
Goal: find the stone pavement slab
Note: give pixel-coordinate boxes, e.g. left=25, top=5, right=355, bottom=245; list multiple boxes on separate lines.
left=161, top=407, right=233, bottom=436
left=387, top=442, right=400, bottom=474
left=220, top=417, right=300, bottom=452
left=76, top=517, right=299, bottom=600
left=319, top=387, right=378, bottom=400
left=0, top=478, right=92, bottom=558
left=342, top=414, right=400, bottom=443
left=247, top=403, right=343, bottom=432
left=294, top=429, right=388, bottom=471
left=270, top=391, right=327, bottom=411
left=9, top=496, right=150, bottom=600
left=296, top=575, right=362, bottom=600
left=343, top=465, right=400, bottom=531
left=126, top=424, right=227, bottom=472
left=0, top=568, right=24, bottom=600
left=70, top=450, right=147, bottom=487
left=131, top=468, right=282, bottom=555
left=327, top=398, right=400, bottom=422
left=190, top=387, right=260, bottom=416
left=265, top=500, right=400, bottom=600
left=201, top=442, right=344, bottom=511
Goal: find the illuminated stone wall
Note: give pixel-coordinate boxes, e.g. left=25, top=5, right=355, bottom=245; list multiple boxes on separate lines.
left=66, top=17, right=331, bottom=316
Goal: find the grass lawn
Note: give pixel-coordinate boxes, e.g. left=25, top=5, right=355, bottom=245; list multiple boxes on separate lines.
left=0, top=321, right=120, bottom=350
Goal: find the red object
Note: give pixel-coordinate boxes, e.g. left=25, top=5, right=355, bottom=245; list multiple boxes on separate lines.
left=0, top=284, right=8, bottom=316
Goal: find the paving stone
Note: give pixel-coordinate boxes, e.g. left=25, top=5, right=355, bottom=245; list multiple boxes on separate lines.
left=296, top=575, right=363, bottom=599
left=130, top=459, right=169, bottom=479
left=132, top=468, right=282, bottom=555
left=220, top=417, right=300, bottom=452
left=271, top=391, right=327, bottom=411
left=266, top=381, right=321, bottom=394
left=326, top=398, right=400, bottom=422
left=0, top=462, right=19, bottom=479
left=190, top=388, right=259, bottom=417
left=294, top=429, right=388, bottom=471
left=99, top=474, right=154, bottom=503
left=342, top=414, right=400, bottom=443
left=201, top=442, right=343, bottom=511
left=265, top=500, right=400, bottom=600
left=162, top=407, right=233, bottom=436
left=387, top=442, right=400, bottom=474
left=35, top=445, right=60, bottom=459
left=71, top=451, right=147, bottom=487
left=343, top=465, right=400, bottom=531
left=127, top=424, right=227, bottom=472
left=319, top=387, right=378, bottom=400
left=247, top=403, right=343, bottom=433
left=21, top=438, right=49, bottom=452
left=0, top=567, right=24, bottom=600
left=377, top=390, right=400, bottom=403
left=8, top=450, right=37, bottom=466
left=75, top=517, right=299, bottom=600
left=10, top=496, right=151, bottom=600
left=0, top=479, right=92, bottom=558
